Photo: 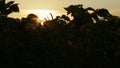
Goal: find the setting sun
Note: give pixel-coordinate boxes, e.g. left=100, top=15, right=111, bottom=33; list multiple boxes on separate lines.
left=25, top=9, right=58, bottom=25
left=26, top=9, right=57, bottom=20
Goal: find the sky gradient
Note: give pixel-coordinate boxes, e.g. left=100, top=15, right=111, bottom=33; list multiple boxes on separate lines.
left=7, top=0, right=120, bottom=18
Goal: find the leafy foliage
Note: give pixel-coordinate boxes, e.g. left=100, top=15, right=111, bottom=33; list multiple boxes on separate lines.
left=0, top=0, right=19, bottom=17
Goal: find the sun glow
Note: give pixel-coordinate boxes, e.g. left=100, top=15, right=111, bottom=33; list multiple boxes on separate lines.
left=26, top=9, right=57, bottom=25
left=27, top=9, right=57, bottom=20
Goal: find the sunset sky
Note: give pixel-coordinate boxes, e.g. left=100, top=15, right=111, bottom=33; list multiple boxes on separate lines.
left=7, top=0, right=120, bottom=19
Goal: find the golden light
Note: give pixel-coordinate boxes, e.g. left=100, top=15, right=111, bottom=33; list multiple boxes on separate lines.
left=27, top=9, right=57, bottom=24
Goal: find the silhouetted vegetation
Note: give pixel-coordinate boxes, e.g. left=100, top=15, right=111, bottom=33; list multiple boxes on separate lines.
left=0, top=1, right=120, bottom=68
left=0, top=0, right=19, bottom=18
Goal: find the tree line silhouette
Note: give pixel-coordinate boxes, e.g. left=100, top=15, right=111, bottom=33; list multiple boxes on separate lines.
left=0, top=0, right=120, bottom=68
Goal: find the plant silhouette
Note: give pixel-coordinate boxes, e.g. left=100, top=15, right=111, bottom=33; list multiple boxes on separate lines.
left=0, top=0, right=19, bottom=17
left=64, top=4, right=99, bottom=29
left=21, top=13, right=40, bottom=30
